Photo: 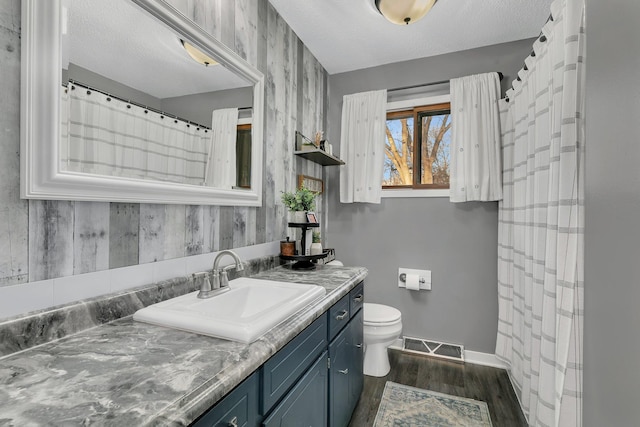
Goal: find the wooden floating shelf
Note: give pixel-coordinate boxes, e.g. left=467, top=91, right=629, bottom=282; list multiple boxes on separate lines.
left=294, top=149, right=345, bottom=166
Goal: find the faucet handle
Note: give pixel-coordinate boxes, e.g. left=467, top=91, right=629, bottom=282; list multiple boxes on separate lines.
left=193, top=271, right=211, bottom=293
left=220, top=269, right=230, bottom=288
left=223, top=264, right=240, bottom=272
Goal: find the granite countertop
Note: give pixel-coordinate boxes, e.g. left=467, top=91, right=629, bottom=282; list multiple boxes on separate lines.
left=0, top=265, right=367, bottom=426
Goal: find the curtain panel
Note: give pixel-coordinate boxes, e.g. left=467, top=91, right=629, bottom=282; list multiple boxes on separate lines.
left=495, top=0, right=585, bottom=426
left=450, top=72, right=503, bottom=202
left=205, top=108, right=239, bottom=189
left=339, top=89, right=387, bottom=204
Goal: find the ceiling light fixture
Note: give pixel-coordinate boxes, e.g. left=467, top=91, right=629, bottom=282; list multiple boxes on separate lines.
left=375, top=0, right=437, bottom=25
left=180, top=40, right=218, bottom=67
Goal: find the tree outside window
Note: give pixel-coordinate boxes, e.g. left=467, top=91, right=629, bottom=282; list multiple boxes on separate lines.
left=383, top=103, right=451, bottom=189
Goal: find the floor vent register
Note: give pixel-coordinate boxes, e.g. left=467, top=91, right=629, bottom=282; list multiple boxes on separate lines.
left=401, top=336, right=465, bottom=363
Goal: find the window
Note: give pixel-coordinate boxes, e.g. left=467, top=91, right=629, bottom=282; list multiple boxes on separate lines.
left=383, top=102, right=451, bottom=189
left=236, top=124, right=252, bottom=188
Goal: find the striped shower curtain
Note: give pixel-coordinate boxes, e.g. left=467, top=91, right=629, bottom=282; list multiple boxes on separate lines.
left=495, top=0, right=585, bottom=426
left=61, top=86, right=210, bottom=186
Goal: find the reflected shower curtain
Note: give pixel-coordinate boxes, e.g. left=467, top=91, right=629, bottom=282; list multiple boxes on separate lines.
left=496, top=0, right=585, bottom=426
left=61, top=86, right=209, bottom=185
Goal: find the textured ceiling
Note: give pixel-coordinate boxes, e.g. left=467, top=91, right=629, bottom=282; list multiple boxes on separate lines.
left=66, top=0, right=250, bottom=99
left=267, top=0, right=554, bottom=74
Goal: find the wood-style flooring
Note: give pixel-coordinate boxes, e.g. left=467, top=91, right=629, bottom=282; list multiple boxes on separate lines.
left=348, top=349, right=527, bottom=427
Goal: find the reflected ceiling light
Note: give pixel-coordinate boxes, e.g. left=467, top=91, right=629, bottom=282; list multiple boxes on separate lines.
left=375, top=0, right=437, bottom=25
left=180, top=40, right=218, bottom=66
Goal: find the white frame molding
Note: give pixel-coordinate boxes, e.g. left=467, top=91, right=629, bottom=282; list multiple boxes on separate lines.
left=20, top=0, right=264, bottom=206
left=382, top=94, right=451, bottom=199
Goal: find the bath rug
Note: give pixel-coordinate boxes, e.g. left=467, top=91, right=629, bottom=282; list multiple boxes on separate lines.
left=373, top=381, right=493, bottom=427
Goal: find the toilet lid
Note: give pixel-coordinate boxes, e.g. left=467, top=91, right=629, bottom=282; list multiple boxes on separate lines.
left=363, top=303, right=401, bottom=324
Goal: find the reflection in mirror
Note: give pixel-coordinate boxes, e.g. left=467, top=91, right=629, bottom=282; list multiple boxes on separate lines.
left=21, top=0, right=264, bottom=206
left=61, top=0, right=252, bottom=189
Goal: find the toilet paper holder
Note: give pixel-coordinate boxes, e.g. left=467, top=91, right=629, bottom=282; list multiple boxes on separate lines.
left=399, top=273, right=426, bottom=284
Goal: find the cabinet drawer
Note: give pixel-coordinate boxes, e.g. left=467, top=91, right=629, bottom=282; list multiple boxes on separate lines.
left=349, top=282, right=364, bottom=317
left=262, top=351, right=328, bottom=427
left=192, top=370, right=260, bottom=427
left=328, top=294, right=350, bottom=341
left=261, top=313, right=328, bottom=414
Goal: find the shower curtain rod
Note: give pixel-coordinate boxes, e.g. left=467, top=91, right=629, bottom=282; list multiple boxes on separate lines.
left=387, top=72, right=503, bottom=93
left=505, top=14, right=554, bottom=103
left=65, top=80, right=252, bottom=131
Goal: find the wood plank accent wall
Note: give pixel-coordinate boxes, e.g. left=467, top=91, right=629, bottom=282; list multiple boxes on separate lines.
left=0, top=0, right=327, bottom=285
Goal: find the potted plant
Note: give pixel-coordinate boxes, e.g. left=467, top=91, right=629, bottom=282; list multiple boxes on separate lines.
left=310, top=231, right=323, bottom=255
left=281, top=187, right=318, bottom=223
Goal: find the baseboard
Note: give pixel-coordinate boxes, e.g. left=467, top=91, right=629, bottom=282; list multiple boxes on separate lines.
left=505, top=366, right=529, bottom=425
left=389, top=338, right=404, bottom=350
left=463, top=350, right=509, bottom=369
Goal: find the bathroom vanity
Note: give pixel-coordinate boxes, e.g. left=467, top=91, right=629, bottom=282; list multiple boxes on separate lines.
left=0, top=265, right=367, bottom=426
left=194, top=280, right=364, bottom=426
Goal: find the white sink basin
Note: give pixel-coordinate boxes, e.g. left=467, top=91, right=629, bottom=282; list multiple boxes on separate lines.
left=133, top=277, right=326, bottom=343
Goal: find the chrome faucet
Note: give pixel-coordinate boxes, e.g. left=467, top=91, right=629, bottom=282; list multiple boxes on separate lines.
left=197, top=250, right=244, bottom=299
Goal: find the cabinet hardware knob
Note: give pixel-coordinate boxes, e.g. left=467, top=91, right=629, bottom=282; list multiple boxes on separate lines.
left=336, top=310, right=348, bottom=320
left=353, top=294, right=363, bottom=302
left=355, top=344, right=363, bottom=348
left=228, top=416, right=238, bottom=427
left=338, top=368, right=349, bottom=375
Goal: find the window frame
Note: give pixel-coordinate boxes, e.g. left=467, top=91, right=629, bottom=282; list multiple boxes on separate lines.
left=382, top=94, right=451, bottom=198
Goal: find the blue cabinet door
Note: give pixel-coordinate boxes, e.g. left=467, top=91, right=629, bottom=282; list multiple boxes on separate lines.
left=192, top=371, right=260, bottom=427
left=329, top=309, right=364, bottom=427
left=329, top=326, right=352, bottom=427
left=262, top=351, right=328, bottom=427
left=262, top=314, right=328, bottom=414
left=348, top=309, right=364, bottom=412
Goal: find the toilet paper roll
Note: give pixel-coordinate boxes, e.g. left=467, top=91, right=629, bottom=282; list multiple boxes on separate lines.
left=405, top=273, right=420, bottom=291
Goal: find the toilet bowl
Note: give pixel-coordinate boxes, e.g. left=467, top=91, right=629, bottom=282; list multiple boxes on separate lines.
left=363, top=303, right=402, bottom=377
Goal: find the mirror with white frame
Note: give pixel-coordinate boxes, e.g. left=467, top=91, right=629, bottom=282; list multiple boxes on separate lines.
left=21, top=0, right=264, bottom=206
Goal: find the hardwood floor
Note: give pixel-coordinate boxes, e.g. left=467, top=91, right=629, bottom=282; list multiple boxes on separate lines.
left=348, top=349, right=527, bottom=427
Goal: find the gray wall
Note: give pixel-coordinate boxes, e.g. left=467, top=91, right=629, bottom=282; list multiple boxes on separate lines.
left=161, top=86, right=253, bottom=127
left=326, top=39, right=534, bottom=353
left=0, top=0, right=324, bottom=289
left=65, top=63, right=163, bottom=110
left=584, top=0, right=640, bottom=425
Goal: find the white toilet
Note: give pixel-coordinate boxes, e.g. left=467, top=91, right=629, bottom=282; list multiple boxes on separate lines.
left=363, top=303, right=402, bottom=377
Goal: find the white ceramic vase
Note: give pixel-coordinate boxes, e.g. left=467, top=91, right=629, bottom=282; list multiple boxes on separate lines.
left=291, top=211, right=307, bottom=223
left=310, top=242, right=323, bottom=256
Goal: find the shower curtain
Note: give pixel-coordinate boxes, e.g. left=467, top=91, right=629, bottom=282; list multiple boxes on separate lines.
left=495, top=0, right=585, bottom=426
left=61, top=85, right=209, bottom=185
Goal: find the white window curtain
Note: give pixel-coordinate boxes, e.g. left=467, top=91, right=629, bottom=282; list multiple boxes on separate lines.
left=339, top=89, right=387, bottom=204
left=496, top=0, right=585, bottom=426
left=450, top=72, right=502, bottom=202
left=204, top=108, right=239, bottom=189
left=61, top=86, right=209, bottom=185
